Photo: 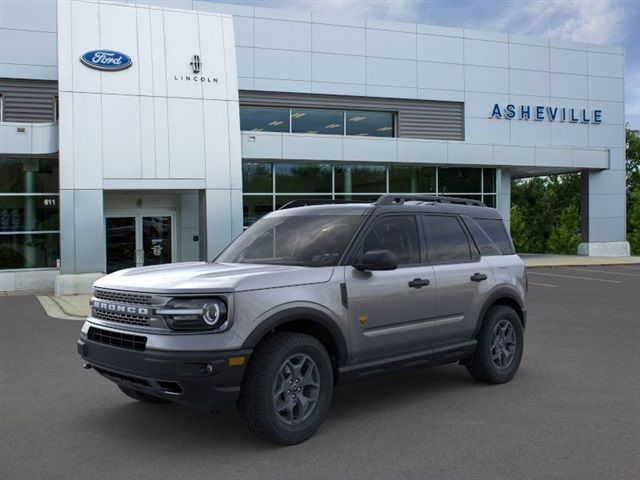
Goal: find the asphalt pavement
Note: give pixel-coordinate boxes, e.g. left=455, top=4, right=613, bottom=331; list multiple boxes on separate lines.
left=1, top=265, right=640, bottom=480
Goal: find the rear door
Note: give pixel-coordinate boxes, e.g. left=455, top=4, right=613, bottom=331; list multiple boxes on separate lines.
left=422, top=214, right=494, bottom=347
left=345, top=214, right=436, bottom=363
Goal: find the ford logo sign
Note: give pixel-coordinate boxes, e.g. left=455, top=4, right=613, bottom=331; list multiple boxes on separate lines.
left=80, top=50, right=132, bottom=71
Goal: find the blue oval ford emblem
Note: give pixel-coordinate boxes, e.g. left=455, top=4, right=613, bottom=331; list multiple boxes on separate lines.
left=80, top=50, right=132, bottom=71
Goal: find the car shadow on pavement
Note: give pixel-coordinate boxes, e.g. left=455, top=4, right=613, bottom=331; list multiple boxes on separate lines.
left=72, top=363, right=484, bottom=450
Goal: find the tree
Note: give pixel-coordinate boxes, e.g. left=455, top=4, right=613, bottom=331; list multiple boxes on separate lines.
left=547, top=204, right=581, bottom=254
left=626, top=128, right=640, bottom=198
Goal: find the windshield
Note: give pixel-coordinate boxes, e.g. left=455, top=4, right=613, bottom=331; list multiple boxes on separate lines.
left=217, top=215, right=363, bottom=267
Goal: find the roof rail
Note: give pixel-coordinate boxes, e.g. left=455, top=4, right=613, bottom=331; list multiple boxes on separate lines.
left=374, top=194, right=486, bottom=207
left=278, top=198, right=371, bottom=210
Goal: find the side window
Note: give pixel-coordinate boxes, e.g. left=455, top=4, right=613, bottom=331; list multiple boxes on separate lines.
left=360, top=215, right=420, bottom=265
left=476, top=218, right=515, bottom=254
left=423, top=215, right=472, bottom=264
left=463, top=217, right=502, bottom=256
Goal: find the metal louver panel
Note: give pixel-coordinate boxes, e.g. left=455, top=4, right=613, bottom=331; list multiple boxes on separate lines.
left=0, top=78, right=57, bottom=123
left=239, top=90, right=464, bottom=141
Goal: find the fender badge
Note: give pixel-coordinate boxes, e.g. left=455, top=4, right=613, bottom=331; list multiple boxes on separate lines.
left=358, top=314, right=368, bottom=328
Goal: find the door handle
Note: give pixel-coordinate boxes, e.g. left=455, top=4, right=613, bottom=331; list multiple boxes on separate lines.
left=470, top=273, right=488, bottom=282
left=408, top=278, right=430, bottom=289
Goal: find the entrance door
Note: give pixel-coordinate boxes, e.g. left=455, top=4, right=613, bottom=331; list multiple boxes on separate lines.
left=105, top=214, right=174, bottom=273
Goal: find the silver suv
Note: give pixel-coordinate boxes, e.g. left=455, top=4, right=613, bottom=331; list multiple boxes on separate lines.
left=78, top=195, right=527, bottom=444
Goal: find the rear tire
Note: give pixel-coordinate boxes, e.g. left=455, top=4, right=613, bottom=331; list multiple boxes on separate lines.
left=118, top=385, right=169, bottom=404
left=238, top=332, right=334, bottom=445
left=466, top=305, right=523, bottom=384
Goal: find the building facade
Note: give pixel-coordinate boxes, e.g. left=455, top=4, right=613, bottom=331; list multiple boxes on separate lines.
left=0, top=0, right=629, bottom=293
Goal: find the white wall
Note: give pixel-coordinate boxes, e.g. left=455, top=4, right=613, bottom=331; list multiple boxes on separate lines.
left=57, top=0, right=242, bottom=272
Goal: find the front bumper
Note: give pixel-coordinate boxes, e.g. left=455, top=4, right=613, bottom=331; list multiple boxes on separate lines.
left=77, top=334, right=252, bottom=410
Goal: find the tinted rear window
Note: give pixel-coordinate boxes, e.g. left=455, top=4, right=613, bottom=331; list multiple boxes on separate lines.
left=475, top=218, right=515, bottom=254
left=463, top=218, right=502, bottom=256
left=423, top=215, right=472, bottom=264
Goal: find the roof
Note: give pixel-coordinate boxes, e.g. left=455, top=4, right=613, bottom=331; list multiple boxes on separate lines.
left=271, top=196, right=503, bottom=220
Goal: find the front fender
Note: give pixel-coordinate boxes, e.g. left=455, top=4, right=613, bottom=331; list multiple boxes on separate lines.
left=240, top=303, right=349, bottom=366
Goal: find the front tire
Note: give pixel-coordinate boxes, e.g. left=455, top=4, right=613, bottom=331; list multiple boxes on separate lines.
left=466, top=305, right=524, bottom=384
left=238, top=332, right=334, bottom=445
left=118, top=385, right=169, bottom=404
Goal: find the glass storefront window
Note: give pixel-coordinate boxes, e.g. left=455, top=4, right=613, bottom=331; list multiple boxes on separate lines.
left=438, top=167, right=482, bottom=193
left=242, top=163, right=272, bottom=193
left=334, top=194, right=380, bottom=202
left=389, top=165, right=436, bottom=193
left=291, top=109, right=344, bottom=135
left=240, top=106, right=289, bottom=133
left=335, top=165, right=386, bottom=193
left=346, top=111, right=394, bottom=137
left=483, top=195, right=497, bottom=208
left=242, top=163, right=498, bottom=228
left=275, top=163, right=331, bottom=193
left=483, top=168, right=496, bottom=193
left=0, top=196, right=59, bottom=232
left=0, top=233, right=59, bottom=269
left=276, top=195, right=332, bottom=210
left=243, top=195, right=273, bottom=227
left=0, top=158, right=59, bottom=193
left=1, top=156, right=60, bottom=269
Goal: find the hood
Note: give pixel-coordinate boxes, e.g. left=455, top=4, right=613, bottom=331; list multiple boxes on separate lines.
left=93, top=262, right=335, bottom=294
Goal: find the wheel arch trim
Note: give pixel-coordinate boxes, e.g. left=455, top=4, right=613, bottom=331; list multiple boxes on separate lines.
left=474, top=285, right=527, bottom=335
left=241, top=306, right=349, bottom=367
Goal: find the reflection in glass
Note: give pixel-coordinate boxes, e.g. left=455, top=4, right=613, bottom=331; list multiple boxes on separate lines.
left=240, top=107, right=289, bottom=132
left=346, top=111, right=394, bottom=137
left=0, top=158, right=59, bottom=193
left=0, top=196, right=59, bottom=232
left=335, top=165, right=386, bottom=193
left=483, top=168, right=496, bottom=193
left=106, top=217, right=136, bottom=273
left=143, top=216, right=172, bottom=268
left=438, top=167, right=482, bottom=193
left=275, top=163, right=331, bottom=193
left=243, top=195, right=273, bottom=227
left=483, top=195, right=496, bottom=208
left=389, top=165, right=436, bottom=193
left=291, top=109, right=343, bottom=135
left=218, top=215, right=363, bottom=267
left=0, top=233, right=59, bottom=269
left=361, top=216, right=420, bottom=265
left=424, top=216, right=472, bottom=264
left=243, top=163, right=273, bottom=193
left=275, top=195, right=332, bottom=210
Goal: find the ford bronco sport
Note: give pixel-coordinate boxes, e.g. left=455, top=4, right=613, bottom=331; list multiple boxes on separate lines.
left=78, top=195, right=527, bottom=445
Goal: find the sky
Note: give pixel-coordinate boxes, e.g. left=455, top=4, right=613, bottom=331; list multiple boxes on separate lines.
left=213, top=0, right=640, bottom=129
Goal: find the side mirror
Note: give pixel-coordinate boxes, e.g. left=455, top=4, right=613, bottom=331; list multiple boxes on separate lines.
left=353, top=249, right=398, bottom=271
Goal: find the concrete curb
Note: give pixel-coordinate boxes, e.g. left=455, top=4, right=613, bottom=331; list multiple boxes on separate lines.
left=36, top=294, right=90, bottom=321
left=521, top=255, right=640, bottom=268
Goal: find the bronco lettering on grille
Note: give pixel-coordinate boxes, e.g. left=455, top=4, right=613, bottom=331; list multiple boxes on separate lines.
left=90, top=300, right=149, bottom=316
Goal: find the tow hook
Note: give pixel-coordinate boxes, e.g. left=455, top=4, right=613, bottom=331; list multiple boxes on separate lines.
left=82, top=363, right=92, bottom=370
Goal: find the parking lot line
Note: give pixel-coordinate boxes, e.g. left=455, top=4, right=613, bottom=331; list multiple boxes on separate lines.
left=528, top=271, right=621, bottom=283
left=564, top=267, right=640, bottom=278
left=528, top=282, right=558, bottom=288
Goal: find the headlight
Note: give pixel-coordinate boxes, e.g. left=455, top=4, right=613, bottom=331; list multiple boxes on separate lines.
left=159, top=298, right=228, bottom=331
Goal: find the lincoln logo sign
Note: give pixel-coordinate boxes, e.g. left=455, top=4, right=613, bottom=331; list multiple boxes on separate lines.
left=490, top=104, right=602, bottom=124
left=80, top=50, right=132, bottom=71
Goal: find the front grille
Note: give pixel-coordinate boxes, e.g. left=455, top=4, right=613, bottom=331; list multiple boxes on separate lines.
left=92, top=309, right=150, bottom=327
left=88, top=327, right=147, bottom=351
left=94, top=289, right=152, bottom=305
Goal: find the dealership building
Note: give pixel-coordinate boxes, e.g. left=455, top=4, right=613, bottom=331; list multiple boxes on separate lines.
left=0, top=0, right=629, bottom=293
